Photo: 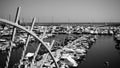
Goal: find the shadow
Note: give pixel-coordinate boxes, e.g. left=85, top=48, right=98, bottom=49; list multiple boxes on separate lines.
left=115, top=43, right=120, bottom=50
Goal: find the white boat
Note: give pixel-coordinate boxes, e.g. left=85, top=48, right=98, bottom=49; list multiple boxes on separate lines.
left=60, top=54, right=78, bottom=67
left=75, top=49, right=86, bottom=54
left=25, top=52, right=34, bottom=58
left=0, top=39, right=6, bottom=42
left=114, top=33, right=120, bottom=41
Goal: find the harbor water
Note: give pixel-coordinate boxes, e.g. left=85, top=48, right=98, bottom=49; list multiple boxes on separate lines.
left=78, top=35, right=120, bottom=68
left=0, top=35, right=120, bottom=68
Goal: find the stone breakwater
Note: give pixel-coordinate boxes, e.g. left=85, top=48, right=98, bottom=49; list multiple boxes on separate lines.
left=55, top=35, right=97, bottom=68
left=24, top=35, right=97, bottom=68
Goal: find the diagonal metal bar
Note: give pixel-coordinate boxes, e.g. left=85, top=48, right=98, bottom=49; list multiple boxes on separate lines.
left=40, top=40, right=55, bottom=68
left=0, top=18, right=59, bottom=68
left=30, top=27, right=48, bottom=68
left=30, top=43, right=41, bottom=66
left=18, top=18, right=36, bottom=68
left=5, top=7, right=21, bottom=68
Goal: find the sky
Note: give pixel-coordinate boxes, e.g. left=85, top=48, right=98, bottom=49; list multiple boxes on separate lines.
left=0, top=0, right=120, bottom=22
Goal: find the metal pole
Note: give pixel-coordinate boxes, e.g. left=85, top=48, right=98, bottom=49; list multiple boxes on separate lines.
left=40, top=40, right=55, bottom=68
left=30, top=26, right=48, bottom=68
left=18, top=18, right=36, bottom=68
left=0, top=18, right=59, bottom=68
left=5, top=7, right=21, bottom=68
left=30, top=43, right=41, bottom=67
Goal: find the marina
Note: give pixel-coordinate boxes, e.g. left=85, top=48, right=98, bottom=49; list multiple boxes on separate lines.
left=0, top=32, right=120, bottom=68
left=0, top=0, right=120, bottom=68
left=0, top=8, right=120, bottom=67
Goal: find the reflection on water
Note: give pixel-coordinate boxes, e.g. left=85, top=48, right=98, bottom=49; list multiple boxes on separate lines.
left=115, top=43, right=120, bottom=50
left=115, top=42, right=120, bottom=56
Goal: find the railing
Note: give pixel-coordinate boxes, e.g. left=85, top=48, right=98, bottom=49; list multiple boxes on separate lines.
left=0, top=6, right=59, bottom=68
